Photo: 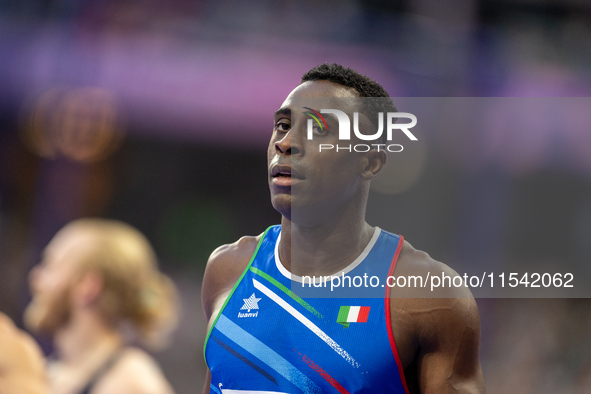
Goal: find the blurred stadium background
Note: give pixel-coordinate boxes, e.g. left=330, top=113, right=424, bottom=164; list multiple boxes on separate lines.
left=1, top=0, right=591, bottom=392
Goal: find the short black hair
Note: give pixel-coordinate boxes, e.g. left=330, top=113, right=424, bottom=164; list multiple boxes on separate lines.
left=301, top=63, right=397, bottom=144
left=302, top=63, right=391, bottom=99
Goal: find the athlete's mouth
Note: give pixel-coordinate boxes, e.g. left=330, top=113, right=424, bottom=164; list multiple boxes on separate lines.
left=270, top=165, right=304, bottom=185
left=273, top=171, right=291, bottom=178
left=271, top=166, right=303, bottom=178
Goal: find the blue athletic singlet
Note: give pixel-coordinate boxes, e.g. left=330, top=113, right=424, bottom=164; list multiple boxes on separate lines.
left=204, top=225, right=409, bottom=394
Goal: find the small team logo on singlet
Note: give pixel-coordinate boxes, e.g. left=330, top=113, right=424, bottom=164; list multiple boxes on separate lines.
left=337, top=306, right=370, bottom=328
left=238, top=293, right=261, bottom=318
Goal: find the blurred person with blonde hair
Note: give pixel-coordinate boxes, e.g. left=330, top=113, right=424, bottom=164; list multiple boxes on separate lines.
left=25, top=218, right=179, bottom=394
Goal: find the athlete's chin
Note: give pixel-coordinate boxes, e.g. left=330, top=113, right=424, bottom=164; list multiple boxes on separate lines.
left=270, top=195, right=292, bottom=219
left=24, top=299, right=69, bottom=335
left=24, top=303, right=50, bottom=334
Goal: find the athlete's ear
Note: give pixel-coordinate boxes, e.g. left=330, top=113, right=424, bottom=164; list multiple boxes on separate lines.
left=361, top=149, right=387, bottom=181
left=71, top=270, right=104, bottom=307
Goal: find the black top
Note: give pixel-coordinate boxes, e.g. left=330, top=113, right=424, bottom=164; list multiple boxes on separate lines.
left=78, top=350, right=124, bottom=394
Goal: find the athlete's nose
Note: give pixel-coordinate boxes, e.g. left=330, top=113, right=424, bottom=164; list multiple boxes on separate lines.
left=28, top=264, right=42, bottom=291
left=275, top=130, right=301, bottom=156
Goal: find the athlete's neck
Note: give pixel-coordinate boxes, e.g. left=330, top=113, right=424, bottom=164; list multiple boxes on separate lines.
left=54, top=309, right=122, bottom=367
left=278, top=211, right=374, bottom=277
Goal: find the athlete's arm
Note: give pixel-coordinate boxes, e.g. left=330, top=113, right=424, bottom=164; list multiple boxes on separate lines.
left=203, top=369, right=212, bottom=394
left=410, top=292, right=484, bottom=393
left=0, top=312, right=48, bottom=394
left=201, top=234, right=263, bottom=394
left=391, top=244, right=485, bottom=394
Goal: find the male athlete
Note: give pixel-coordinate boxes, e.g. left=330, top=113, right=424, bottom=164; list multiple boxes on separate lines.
left=202, top=64, right=485, bottom=393
left=25, top=218, right=179, bottom=394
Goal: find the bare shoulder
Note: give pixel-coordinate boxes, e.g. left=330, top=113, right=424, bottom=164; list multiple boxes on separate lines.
left=0, top=312, right=46, bottom=373
left=389, top=241, right=484, bottom=392
left=201, top=232, right=265, bottom=321
left=393, top=239, right=475, bottom=299
left=0, top=312, right=48, bottom=394
left=391, top=240, right=480, bottom=330
left=91, top=347, right=173, bottom=394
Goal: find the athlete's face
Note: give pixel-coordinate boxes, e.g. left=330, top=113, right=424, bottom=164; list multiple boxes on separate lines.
left=268, top=81, right=378, bottom=224
left=24, top=229, right=90, bottom=334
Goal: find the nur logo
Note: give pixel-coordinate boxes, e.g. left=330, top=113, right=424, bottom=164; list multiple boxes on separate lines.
left=304, top=108, right=418, bottom=153
left=337, top=306, right=370, bottom=328
left=238, top=293, right=261, bottom=318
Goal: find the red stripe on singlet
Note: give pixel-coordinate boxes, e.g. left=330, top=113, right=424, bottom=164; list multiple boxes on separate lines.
left=384, top=235, right=410, bottom=394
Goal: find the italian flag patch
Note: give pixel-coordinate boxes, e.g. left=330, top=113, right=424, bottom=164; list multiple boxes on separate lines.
left=337, top=306, right=370, bottom=328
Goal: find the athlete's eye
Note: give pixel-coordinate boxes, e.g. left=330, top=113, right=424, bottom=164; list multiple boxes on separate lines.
left=275, top=119, right=291, bottom=132
left=314, top=125, right=327, bottom=134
